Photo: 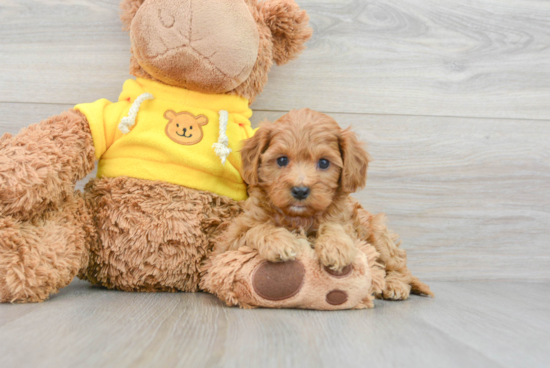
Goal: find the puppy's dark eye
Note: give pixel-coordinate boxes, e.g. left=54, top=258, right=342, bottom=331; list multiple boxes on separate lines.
left=277, top=156, right=289, bottom=167
left=190, top=126, right=193, bottom=130
left=318, top=159, right=330, bottom=170
left=176, top=124, right=179, bottom=128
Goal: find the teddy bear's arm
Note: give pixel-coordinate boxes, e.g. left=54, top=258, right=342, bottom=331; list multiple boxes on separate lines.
left=0, top=109, right=95, bottom=221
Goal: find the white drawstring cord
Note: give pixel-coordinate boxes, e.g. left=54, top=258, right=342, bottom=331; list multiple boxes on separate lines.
left=212, top=110, right=232, bottom=165
left=118, top=93, right=154, bottom=134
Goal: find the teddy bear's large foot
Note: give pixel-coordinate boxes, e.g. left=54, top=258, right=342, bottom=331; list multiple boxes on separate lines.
left=201, top=241, right=385, bottom=310
left=0, top=194, right=92, bottom=303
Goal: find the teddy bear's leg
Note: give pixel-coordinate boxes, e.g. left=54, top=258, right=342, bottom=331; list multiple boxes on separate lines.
left=0, top=192, right=94, bottom=303
left=0, top=109, right=95, bottom=221
left=202, top=241, right=386, bottom=310
left=80, top=177, right=242, bottom=293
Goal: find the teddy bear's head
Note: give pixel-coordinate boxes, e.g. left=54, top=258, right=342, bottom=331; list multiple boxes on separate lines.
left=120, top=0, right=312, bottom=102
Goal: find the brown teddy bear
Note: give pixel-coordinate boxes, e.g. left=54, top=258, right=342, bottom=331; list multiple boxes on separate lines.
left=0, top=0, right=431, bottom=307
left=0, top=0, right=312, bottom=303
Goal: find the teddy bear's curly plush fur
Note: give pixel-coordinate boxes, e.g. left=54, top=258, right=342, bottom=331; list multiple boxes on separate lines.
left=0, top=0, right=312, bottom=303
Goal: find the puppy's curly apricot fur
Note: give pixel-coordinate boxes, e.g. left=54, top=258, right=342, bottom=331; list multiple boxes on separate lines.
left=214, top=108, right=433, bottom=300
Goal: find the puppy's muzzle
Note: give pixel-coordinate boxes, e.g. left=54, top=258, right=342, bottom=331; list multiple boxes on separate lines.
left=291, top=186, right=310, bottom=200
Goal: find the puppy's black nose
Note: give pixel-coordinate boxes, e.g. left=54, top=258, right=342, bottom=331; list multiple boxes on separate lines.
left=291, top=186, right=310, bottom=200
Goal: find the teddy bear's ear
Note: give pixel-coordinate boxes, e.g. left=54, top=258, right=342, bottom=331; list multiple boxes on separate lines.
left=120, top=0, right=146, bottom=31
left=164, top=110, right=176, bottom=120
left=260, top=0, right=313, bottom=65
left=196, top=116, right=209, bottom=126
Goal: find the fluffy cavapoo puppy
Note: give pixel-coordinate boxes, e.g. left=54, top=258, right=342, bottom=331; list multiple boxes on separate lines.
left=213, top=108, right=432, bottom=300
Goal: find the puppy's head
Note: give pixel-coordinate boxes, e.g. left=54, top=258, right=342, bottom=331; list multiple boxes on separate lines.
left=241, top=108, right=370, bottom=217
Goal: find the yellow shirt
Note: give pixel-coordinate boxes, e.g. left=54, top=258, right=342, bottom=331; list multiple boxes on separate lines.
left=75, top=78, right=254, bottom=201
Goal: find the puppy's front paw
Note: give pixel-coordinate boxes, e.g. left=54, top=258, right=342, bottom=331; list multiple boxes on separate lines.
left=257, top=228, right=304, bottom=262
left=381, top=280, right=411, bottom=301
left=315, top=237, right=357, bottom=272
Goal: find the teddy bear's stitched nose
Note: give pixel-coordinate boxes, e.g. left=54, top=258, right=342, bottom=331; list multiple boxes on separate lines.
left=158, top=8, right=176, bottom=28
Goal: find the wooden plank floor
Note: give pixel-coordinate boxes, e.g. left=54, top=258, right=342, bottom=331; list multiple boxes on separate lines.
left=0, top=0, right=549, bottom=367
left=0, top=279, right=549, bottom=368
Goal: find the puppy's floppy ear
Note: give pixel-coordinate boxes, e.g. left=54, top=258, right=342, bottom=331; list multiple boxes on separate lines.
left=260, top=0, right=313, bottom=65
left=241, top=122, right=273, bottom=186
left=120, top=0, right=146, bottom=31
left=339, top=127, right=371, bottom=193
